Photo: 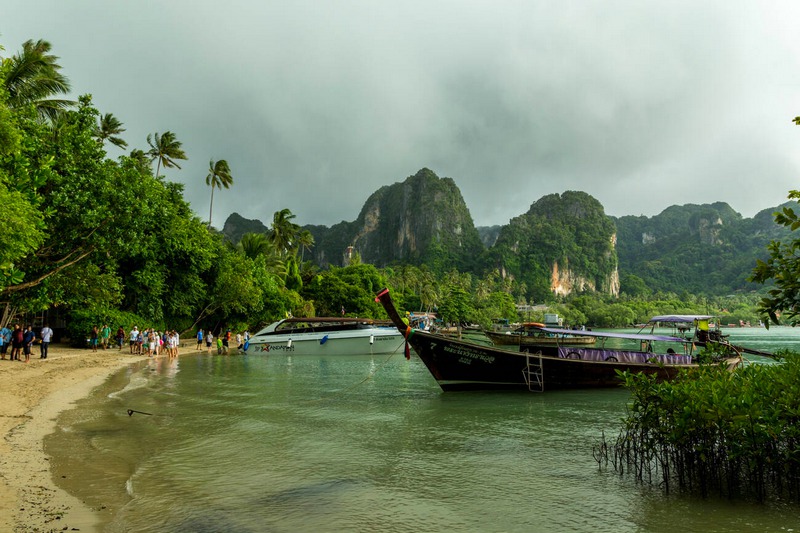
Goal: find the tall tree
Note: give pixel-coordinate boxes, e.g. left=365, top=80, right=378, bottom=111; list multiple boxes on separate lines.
left=297, top=229, right=314, bottom=262
left=205, top=159, right=233, bottom=228
left=146, top=130, right=187, bottom=177
left=94, top=112, right=127, bottom=149
left=1, top=39, right=74, bottom=122
left=750, top=189, right=800, bottom=325
left=269, top=208, right=300, bottom=256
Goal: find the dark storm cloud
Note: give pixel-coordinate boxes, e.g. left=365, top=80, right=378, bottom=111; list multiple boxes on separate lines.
left=3, top=1, right=800, bottom=227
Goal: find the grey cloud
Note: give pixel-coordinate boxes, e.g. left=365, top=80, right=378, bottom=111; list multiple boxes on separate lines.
left=3, top=0, right=799, bottom=228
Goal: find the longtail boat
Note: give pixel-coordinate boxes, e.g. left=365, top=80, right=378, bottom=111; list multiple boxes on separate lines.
left=376, top=288, right=741, bottom=392
left=484, top=323, right=597, bottom=348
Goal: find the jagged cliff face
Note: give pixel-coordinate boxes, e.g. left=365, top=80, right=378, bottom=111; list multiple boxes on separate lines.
left=309, top=168, right=485, bottom=271
left=550, top=256, right=620, bottom=297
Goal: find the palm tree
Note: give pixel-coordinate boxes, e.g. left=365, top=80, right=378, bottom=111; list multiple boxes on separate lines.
left=2, top=39, right=75, bottom=122
left=128, top=149, right=151, bottom=174
left=297, top=229, right=314, bottom=262
left=205, top=159, right=233, bottom=228
left=94, top=113, right=128, bottom=149
left=269, top=208, right=300, bottom=256
left=146, top=131, right=187, bottom=177
left=238, top=232, right=271, bottom=259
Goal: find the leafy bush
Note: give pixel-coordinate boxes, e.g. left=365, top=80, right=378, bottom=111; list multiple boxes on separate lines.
left=599, top=353, right=800, bottom=502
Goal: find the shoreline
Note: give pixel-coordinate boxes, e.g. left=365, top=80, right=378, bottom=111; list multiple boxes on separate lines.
left=0, top=343, right=205, bottom=532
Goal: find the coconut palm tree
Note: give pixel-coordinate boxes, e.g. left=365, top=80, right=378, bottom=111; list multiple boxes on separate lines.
left=269, top=208, right=300, bottom=256
left=238, top=232, right=271, bottom=260
left=146, top=131, right=187, bottom=177
left=94, top=112, right=128, bottom=149
left=2, top=39, right=74, bottom=122
left=297, top=229, right=314, bottom=262
left=205, top=159, right=233, bottom=228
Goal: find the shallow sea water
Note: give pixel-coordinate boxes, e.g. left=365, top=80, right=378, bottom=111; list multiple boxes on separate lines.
left=46, top=327, right=800, bottom=532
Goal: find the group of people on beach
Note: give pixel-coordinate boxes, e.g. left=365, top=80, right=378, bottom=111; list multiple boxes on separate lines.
left=0, top=323, right=54, bottom=363
left=195, top=328, right=250, bottom=355
left=0, top=321, right=253, bottom=362
left=124, top=326, right=182, bottom=358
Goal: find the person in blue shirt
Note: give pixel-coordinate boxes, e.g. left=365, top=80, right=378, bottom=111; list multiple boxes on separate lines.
left=0, top=325, right=9, bottom=360
left=196, top=329, right=203, bottom=350
left=22, top=325, right=35, bottom=363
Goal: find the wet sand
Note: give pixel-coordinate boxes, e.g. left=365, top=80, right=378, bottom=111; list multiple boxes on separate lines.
left=0, top=343, right=203, bottom=532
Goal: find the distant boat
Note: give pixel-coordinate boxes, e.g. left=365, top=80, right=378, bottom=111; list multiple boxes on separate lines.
left=375, top=288, right=742, bottom=392
left=248, top=317, right=406, bottom=356
left=642, top=315, right=776, bottom=359
left=484, top=323, right=597, bottom=348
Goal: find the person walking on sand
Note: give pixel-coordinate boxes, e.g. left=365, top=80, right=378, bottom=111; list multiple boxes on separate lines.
left=10, top=324, right=23, bottom=361
left=22, top=325, right=35, bottom=363
left=40, top=323, right=53, bottom=359
left=116, top=326, right=125, bottom=350
left=196, top=329, right=203, bottom=350
left=90, top=325, right=99, bottom=352
left=148, top=329, right=157, bottom=357
left=129, top=326, right=139, bottom=354
left=0, top=325, right=6, bottom=360
left=100, top=324, right=111, bottom=350
left=0, top=324, right=10, bottom=360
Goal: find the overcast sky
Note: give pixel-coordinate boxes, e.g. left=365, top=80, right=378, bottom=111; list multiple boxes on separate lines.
left=4, top=1, right=800, bottom=227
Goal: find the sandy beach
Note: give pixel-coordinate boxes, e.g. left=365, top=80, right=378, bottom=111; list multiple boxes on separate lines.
left=0, top=343, right=203, bottom=533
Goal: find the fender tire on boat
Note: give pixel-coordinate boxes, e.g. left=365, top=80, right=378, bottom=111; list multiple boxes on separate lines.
left=566, top=351, right=581, bottom=360
left=605, top=356, right=618, bottom=362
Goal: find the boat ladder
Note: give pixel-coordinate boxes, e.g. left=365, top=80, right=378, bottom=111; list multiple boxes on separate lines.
left=523, top=352, right=544, bottom=392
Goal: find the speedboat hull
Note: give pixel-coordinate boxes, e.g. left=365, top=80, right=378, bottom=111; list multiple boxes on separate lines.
left=249, top=322, right=405, bottom=356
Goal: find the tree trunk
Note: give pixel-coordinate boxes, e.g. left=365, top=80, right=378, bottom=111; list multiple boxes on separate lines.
left=208, top=186, right=215, bottom=229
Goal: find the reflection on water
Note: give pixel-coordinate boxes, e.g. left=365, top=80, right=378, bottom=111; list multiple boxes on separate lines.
left=46, top=327, right=800, bottom=532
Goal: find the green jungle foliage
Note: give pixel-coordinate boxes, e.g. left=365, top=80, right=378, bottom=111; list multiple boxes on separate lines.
left=614, top=202, right=792, bottom=296
left=751, top=191, right=800, bottom=326
left=490, top=191, right=618, bottom=303
left=600, top=352, right=800, bottom=502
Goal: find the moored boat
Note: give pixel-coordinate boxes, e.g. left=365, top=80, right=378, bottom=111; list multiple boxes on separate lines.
left=375, top=288, right=741, bottom=392
left=643, top=315, right=776, bottom=358
left=484, top=323, right=597, bottom=348
left=248, top=317, right=406, bottom=356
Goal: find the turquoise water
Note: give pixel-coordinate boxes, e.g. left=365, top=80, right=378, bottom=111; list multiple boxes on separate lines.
left=46, top=327, right=800, bottom=532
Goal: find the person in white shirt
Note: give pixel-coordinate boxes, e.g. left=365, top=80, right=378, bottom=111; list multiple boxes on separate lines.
left=39, top=324, right=54, bottom=359
left=129, top=326, right=139, bottom=354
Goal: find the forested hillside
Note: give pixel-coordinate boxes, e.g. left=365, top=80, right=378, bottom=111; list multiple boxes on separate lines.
left=224, top=181, right=788, bottom=302
left=614, top=202, right=792, bottom=296
left=488, top=191, right=619, bottom=302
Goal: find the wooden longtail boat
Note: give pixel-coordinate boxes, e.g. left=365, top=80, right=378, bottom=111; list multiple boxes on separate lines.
left=484, top=323, right=597, bottom=348
left=376, top=288, right=741, bottom=392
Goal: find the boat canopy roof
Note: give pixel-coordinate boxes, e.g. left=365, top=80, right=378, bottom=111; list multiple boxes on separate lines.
left=648, top=315, right=715, bottom=323
left=535, top=326, right=685, bottom=343
left=257, top=316, right=392, bottom=335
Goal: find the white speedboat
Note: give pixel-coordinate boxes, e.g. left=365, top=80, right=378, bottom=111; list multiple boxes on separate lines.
left=248, top=317, right=406, bottom=356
